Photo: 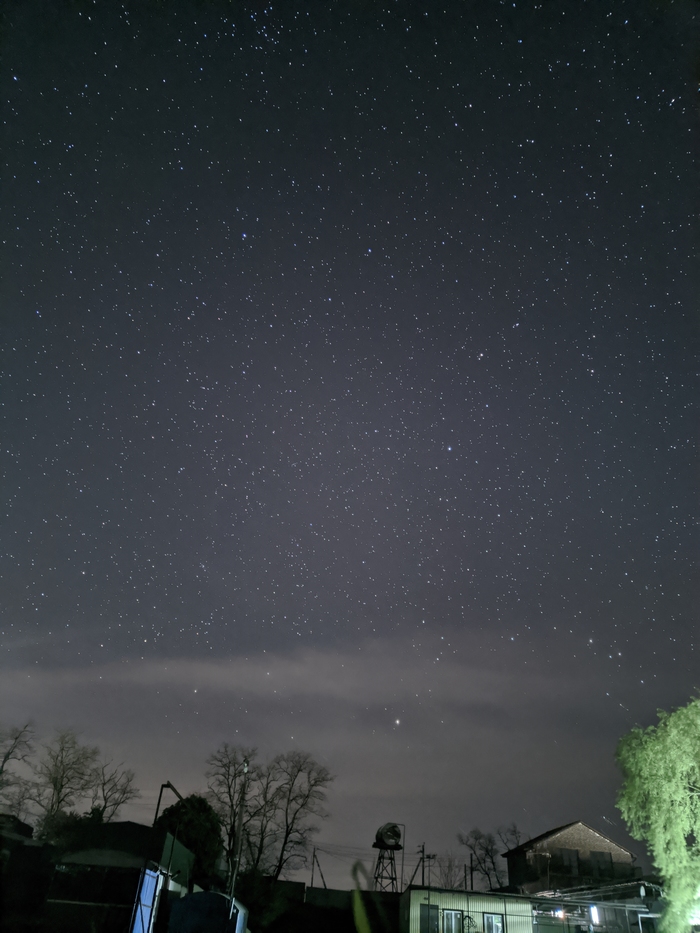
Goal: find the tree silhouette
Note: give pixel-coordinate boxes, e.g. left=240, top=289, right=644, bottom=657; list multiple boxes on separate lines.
left=206, top=743, right=333, bottom=881
left=155, top=793, right=223, bottom=883
left=31, top=730, right=100, bottom=835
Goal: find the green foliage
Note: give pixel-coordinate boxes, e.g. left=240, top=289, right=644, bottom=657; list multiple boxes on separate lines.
left=155, top=793, right=223, bottom=883
left=616, top=697, right=700, bottom=933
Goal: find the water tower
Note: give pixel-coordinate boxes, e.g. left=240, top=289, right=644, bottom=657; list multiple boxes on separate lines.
left=372, top=823, right=403, bottom=892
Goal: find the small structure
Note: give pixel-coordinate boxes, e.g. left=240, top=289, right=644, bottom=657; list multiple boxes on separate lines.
left=502, top=823, right=640, bottom=894
left=373, top=823, right=403, bottom=893
left=530, top=886, right=656, bottom=933
left=400, top=886, right=534, bottom=933
left=45, top=820, right=195, bottom=933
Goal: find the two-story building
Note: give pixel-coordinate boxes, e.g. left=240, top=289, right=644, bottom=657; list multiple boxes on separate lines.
left=502, top=822, right=641, bottom=895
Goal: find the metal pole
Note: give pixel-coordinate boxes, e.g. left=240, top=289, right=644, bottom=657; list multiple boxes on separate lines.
left=153, top=781, right=184, bottom=827
left=311, top=847, right=316, bottom=888
left=316, top=852, right=328, bottom=890
left=229, top=758, right=249, bottom=901
left=397, top=823, right=406, bottom=892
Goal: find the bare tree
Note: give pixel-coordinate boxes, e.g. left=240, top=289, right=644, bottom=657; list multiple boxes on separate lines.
left=206, top=743, right=258, bottom=883
left=437, top=853, right=464, bottom=890
left=30, top=730, right=99, bottom=832
left=246, top=757, right=283, bottom=874
left=458, top=828, right=506, bottom=890
left=90, top=759, right=140, bottom=821
left=205, top=744, right=333, bottom=881
left=1, top=777, right=34, bottom=821
left=0, top=722, right=35, bottom=812
left=270, top=751, right=333, bottom=881
left=497, top=822, right=525, bottom=851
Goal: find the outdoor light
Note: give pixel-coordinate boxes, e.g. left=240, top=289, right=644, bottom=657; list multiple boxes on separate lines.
left=590, top=906, right=600, bottom=925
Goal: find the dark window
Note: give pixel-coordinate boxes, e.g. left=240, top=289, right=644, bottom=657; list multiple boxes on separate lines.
left=553, top=848, right=579, bottom=875
left=590, top=851, right=613, bottom=878
left=421, top=904, right=439, bottom=933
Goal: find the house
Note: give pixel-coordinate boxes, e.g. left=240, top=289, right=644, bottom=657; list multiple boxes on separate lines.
left=400, top=885, right=534, bottom=933
left=502, top=823, right=641, bottom=894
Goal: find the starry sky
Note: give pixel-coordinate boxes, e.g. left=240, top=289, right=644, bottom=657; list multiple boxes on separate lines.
left=1, top=0, right=697, bottom=888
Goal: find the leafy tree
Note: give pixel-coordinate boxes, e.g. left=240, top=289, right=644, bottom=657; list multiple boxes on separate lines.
left=155, top=793, right=223, bottom=883
left=617, top=697, right=700, bottom=933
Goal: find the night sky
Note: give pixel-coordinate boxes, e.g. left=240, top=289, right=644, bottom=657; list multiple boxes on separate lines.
left=1, top=0, right=697, bottom=887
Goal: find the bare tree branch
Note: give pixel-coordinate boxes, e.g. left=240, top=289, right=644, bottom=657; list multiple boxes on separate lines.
left=0, top=722, right=35, bottom=800
left=90, top=760, right=140, bottom=821
left=246, top=757, right=283, bottom=875
left=270, top=751, right=333, bottom=881
left=458, top=828, right=506, bottom=890
left=206, top=743, right=258, bottom=883
left=497, top=822, right=525, bottom=851
left=30, top=730, right=99, bottom=832
left=205, top=744, right=333, bottom=882
left=0, top=780, right=34, bottom=822
left=437, top=853, right=464, bottom=890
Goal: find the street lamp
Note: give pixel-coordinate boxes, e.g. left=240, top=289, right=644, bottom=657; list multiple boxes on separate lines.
left=153, top=781, right=183, bottom=827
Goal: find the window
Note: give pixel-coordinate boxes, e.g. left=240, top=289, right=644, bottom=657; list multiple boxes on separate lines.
left=553, top=848, right=579, bottom=875
left=445, top=911, right=463, bottom=933
left=132, top=869, right=161, bottom=933
left=590, top=851, right=613, bottom=878
left=421, top=904, right=439, bottom=933
left=484, top=914, right=504, bottom=933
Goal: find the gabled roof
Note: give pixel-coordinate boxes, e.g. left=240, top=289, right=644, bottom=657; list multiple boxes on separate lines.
left=502, top=821, right=635, bottom=858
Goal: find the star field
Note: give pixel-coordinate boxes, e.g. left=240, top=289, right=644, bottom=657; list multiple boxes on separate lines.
left=1, top=0, right=697, bottom=879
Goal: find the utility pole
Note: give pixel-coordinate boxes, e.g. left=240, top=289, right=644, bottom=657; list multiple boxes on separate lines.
left=425, top=852, right=436, bottom=889
left=419, top=843, right=426, bottom=886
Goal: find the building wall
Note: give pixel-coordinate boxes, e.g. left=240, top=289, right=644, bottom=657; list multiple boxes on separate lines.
left=507, top=824, right=639, bottom=891
left=401, top=888, right=534, bottom=933
left=530, top=826, right=634, bottom=863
